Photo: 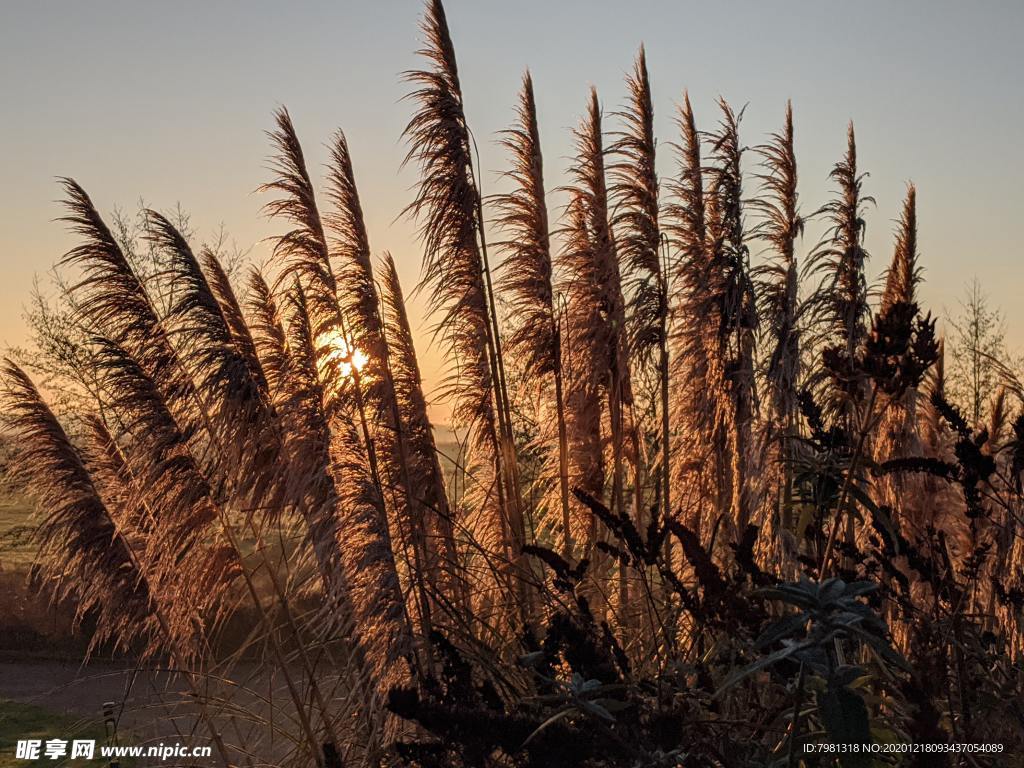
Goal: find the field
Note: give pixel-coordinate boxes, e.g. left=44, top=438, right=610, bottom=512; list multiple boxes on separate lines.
left=0, top=0, right=1022, bottom=765
left=0, top=498, right=34, bottom=571
left=0, top=435, right=463, bottom=658
left=0, top=494, right=76, bottom=660
left=0, top=699, right=94, bottom=768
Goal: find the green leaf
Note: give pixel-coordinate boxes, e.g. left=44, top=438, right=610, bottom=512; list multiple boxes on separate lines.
left=819, top=578, right=847, bottom=603
left=576, top=677, right=602, bottom=694
left=755, top=612, right=809, bottom=649
left=713, top=641, right=811, bottom=699
left=831, top=664, right=866, bottom=688
left=756, top=584, right=818, bottom=610
left=845, top=623, right=911, bottom=672
left=520, top=707, right=575, bottom=749
left=817, top=685, right=871, bottom=768
left=592, top=697, right=631, bottom=714
left=579, top=699, right=615, bottom=721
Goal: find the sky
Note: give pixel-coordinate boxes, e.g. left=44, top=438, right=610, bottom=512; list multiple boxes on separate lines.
left=1, top=0, right=1022, bottom=422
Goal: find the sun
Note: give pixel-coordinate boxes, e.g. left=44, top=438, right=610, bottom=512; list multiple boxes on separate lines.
left=318, top=328, right=369, bottom=381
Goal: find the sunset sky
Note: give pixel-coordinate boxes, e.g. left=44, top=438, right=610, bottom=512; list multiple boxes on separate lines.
left=1, top=0, right=1022, bottom=421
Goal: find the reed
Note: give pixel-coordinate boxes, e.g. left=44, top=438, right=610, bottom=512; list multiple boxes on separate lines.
left=5, top=2, right=1023, bottom=764
left=402, top=0, right=528, bottom=621
left=752, top=102, right=803, bottom=545
left=492, top=72, right=572, bottom=557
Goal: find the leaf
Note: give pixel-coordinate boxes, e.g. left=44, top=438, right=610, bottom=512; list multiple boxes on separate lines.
left=846, top=480, right=880, bottom=519
left=592, top=697, right=631, bottom=714
left=520, top=707, right=575, bottom=749
left=819, top=578, right=847, bottom=604
left=756, top=584, right=818, bottom=610
left=843, top=580, right=878, bottom=598
left=849, top=624, right=912, bottom=673
left=755, top=612, right=809, bottom=649
left=573, top=676, right=602, bottom=694
left=817, top=685, right=871, bottom=768
left=831, top=664, right=866, bottom=688
left=579, top=699, right=615, bottom=721
left=713, top=640, right=811, bottom=698
left=866, top=503, right=901, bottom=555
left=792, top=644, right=832, bottom=677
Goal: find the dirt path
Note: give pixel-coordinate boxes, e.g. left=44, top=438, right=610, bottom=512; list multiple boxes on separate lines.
left=0, top=658, right=322, bottom=763
left=0, top=659, right=194, bottom=739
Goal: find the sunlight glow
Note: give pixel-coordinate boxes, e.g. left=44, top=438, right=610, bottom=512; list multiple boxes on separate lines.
left=318, top=329, right=369, bottom=381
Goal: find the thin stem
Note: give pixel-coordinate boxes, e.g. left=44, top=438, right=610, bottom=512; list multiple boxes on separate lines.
left=787, top=662, right=807, bottom=768
left=820, top=386, right=882, bottom=574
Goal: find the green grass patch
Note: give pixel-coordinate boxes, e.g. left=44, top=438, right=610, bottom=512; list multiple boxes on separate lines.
left=0, top=699, right=111, bottom=768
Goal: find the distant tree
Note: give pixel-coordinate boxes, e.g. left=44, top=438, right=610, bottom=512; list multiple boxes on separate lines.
left=947, top=278, right=1012, bottom=425
left=12, top=205, right=244, bottom=421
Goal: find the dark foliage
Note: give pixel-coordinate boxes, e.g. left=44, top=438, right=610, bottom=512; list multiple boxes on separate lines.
left=389, top=384, right=1024, bottom=767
